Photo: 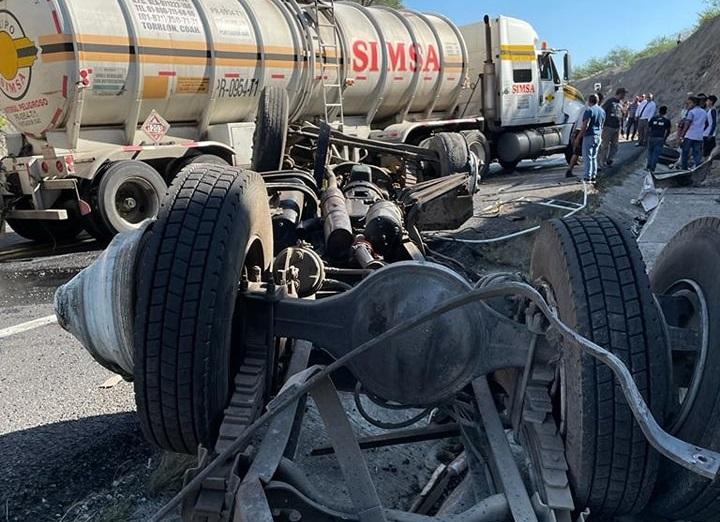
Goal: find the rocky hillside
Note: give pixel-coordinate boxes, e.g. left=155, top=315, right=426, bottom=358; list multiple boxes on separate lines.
left=574, top=15, right=720, bottom=119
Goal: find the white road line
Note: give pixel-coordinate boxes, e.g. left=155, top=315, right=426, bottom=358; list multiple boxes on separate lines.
left=0, top=315, right=58, bottom=339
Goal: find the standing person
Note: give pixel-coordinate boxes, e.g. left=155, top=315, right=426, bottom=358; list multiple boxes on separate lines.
left=573, top=93, right=605, bottom=183
left=637, top=93, right=657, bottom=146
left=680, top=95, right=708, bottom=170
left=621, top=100, right=630, bottom=138
left=599, top=87, right=627, bottom=166
left=626, top=96, right=640, bottom=140
left=646, top=106, right=672, bottom=174
left=703, top=95, right=718, bottom=158
left=566, top=103, right=587, bottom=178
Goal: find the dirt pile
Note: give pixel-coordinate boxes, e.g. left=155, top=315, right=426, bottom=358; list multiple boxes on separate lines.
left=574, top=15, right=720, bottom=119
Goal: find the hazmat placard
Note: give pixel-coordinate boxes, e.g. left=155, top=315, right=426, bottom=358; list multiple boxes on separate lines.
left=141, top=110, right=170, bottom=144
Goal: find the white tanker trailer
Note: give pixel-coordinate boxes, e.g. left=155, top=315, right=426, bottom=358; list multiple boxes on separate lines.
left=0, top=0, right=584, bottom=242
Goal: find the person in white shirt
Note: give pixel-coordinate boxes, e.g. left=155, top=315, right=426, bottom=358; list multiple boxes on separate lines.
left=636, top=93, right=657, bottom=146
left=680, top=96, right=708, bottom=169
left=703, top=95, right=718, bottom=157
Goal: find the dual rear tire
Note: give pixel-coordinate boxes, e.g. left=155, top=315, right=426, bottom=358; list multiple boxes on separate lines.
left=533, top=215, right=720, bottom=520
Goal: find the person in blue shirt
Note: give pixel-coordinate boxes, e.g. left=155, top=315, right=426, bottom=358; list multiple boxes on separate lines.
left=573, top=93, right=606, bottom=183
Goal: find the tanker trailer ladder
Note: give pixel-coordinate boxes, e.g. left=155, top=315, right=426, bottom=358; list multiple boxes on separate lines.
left=313, top=0, right=346, bottom=133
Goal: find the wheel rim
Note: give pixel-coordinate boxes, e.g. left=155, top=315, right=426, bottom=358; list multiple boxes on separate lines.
left=660, top=279, right=710, bottom=432
left=114, top=177, right=160, bottom=226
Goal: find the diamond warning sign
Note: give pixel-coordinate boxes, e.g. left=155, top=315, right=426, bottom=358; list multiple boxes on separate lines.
left=141, top=110, right=170, bottom=144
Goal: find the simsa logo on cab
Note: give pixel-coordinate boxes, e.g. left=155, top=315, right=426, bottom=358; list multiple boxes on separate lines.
left=512, top=83, right=536, bottom=94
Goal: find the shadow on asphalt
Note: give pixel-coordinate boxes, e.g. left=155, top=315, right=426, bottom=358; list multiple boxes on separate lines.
left=0, top=412, right=153, bottom=522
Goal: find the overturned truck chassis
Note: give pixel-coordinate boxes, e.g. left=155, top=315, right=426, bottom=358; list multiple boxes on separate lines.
left=164, top=268, right=719, bottom=522
left=55, top=124, right=720, bottom=522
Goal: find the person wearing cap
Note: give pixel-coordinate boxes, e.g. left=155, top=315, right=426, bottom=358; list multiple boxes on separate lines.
left=636, top=93, right=657, bottom=147
left=599, top=87, right=627, bottom=166
left=680, top=95, right=708, bottom=170
left=703, top=95, right=718, bottom=157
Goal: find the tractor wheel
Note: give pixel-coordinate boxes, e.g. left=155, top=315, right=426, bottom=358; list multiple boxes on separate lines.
left=6, top=202, right=83, bottom=244
left=251, top=86, right=289, bottom=172
left=647, top=217, right=720, bottom=522
left=133, top=164, right=273, bottom=454
left=499, top=159, right=520, bottom=173
left=462, top=130, right=490, bottom=178
left=425, top=132, right=469, bottom=178
left=531, top=214, right=669, bottom=518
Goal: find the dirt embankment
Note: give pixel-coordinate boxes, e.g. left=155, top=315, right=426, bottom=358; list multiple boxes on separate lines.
left=574, top=15, right=720, bottom=119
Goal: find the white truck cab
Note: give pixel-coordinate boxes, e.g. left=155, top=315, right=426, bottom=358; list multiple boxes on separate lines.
left=458, top=16, right=585, bottom=170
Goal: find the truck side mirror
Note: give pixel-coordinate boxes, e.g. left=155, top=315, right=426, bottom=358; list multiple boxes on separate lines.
left=563, top=53, right=572, bottom=81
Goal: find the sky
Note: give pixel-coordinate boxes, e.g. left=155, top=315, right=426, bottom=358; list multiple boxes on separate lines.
left=405, top=0, right=707, bottom=66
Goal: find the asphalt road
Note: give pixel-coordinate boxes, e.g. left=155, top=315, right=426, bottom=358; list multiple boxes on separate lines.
left=0, top=234, right=156, bottom=521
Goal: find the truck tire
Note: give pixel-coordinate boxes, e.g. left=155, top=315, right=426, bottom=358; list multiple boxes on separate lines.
left=6, top=199, right=83, bottom=243
left=7, top=215, right=82, bottom=244
left=647, top=217, right=720, bottom=521
left=426, top=132, right=469, bottom=178
left=531, top=215, right=669, bottom=518
left=93, top=160, right=167, bottom=240
left=133, top=164, right=273, bottom=454
left=251, top=86, right=289, bottom=172
left=462, top=130, right=490, bottom=177
left=165, top=153, right=228, bottom=182
left=499, top=159, right=520, bottom=173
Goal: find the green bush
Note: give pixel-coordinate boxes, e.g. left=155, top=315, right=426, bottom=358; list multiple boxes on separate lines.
left=698, top=7, right=720, bottom=25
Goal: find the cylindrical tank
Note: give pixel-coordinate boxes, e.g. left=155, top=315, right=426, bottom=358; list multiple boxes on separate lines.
left=0, top=0, right=467, bottom=139
left=497, top=127, right=565, bottom=163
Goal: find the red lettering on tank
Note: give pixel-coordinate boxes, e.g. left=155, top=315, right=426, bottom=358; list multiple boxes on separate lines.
left=368, top=41, right=380, bottom=72
left=352, top=40, right=450, bottom=73
left=352, top=40, right=369, bottom=72
left=0, top=72, right=28, bottom=95
left=423, top=45, right=439, bottom=72
left=409, top=44, right=422, bottom=72
left=387, top=42, right=406, bottom=71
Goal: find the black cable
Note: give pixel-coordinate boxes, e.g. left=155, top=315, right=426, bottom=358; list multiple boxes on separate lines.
left=425, top=246, right=482, bottom=282
left=353, top=382, right=431, bottom=430
left=322, top=278, right=353, bottom=291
